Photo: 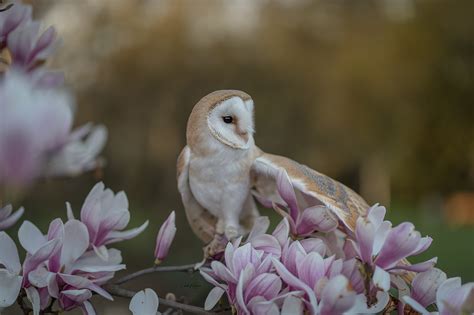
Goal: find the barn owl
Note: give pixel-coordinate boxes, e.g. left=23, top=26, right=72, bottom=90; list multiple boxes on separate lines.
left=177, top=90, right=369, bottom=249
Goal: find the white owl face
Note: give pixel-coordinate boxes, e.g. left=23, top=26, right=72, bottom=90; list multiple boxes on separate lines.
left=207, top=96, right=255, bottom=149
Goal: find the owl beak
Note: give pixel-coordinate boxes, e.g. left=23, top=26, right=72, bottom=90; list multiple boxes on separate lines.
left=238, top=130, right=249, bottom=143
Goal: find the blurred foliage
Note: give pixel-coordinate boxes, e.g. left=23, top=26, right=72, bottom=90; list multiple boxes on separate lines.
left=2, top=1, right=473, bottom=313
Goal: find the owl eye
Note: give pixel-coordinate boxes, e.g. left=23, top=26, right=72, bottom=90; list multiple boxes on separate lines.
left=222, top=116, right=233, bottom=124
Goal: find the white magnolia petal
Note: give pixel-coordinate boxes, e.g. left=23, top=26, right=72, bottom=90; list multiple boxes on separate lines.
left=93, top=245, right=109, bottom=261
left=281, top=295, right=304, bottom=315
left=66, top=202, right=75, bottom=220
left=129, top=288, right=159, bottom=315
left=247, top=216, right=270, bottom=241
left=82, top=301, right=96, bottom=315
left=373, top=266, right=390, bottom=291
left=60, top=220, right=89, bottom=267
left=18, top=221, right=46, bottom=255
left=204, top=287, right=225, bottom=311
left=105, top=220, right=149, bottom=244
left=28, top=266, right=51, bottom=288
left=25, top=286, right=40, bottom=315
left=0, top=232, right=21, bottom=274
left=0, top=269, right=22, bottom=307
left=0, top=206, right=24, bottom=230
left=372, top=221, right=391, bottom=256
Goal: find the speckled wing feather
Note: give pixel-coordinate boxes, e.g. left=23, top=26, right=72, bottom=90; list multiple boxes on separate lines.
left=177, top=146, right=217, bottom=243
left=251, top=152, right=370, bottom=232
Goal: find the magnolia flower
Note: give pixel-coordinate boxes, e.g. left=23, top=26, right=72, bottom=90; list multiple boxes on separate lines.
left=201, top=241, right=273, bottom=310
left=0, top=69, right=73, bottom=185
left=0, top=204, right=24, bottom=230
left=0, top=70, right=107, bottom=186
left=0, top=0, right=32, bottom=44
left=347, top=204, right=436, bottom=292
left=130, top=288, right=160, bottom=315
left=435, top=278, right=474, bottom=315
left=67, top=182, right=149, bottom=260
left=3, top=218, right=125, bottom=314
left=256, top=169, right=338, bottom=237
left=0, top=232, right=22, bottom=309
left=7, top=21, right=57, bottom=71
left=236, top=271, right=283, bottom=314
left=272, top=250, right=355, bottom=315
left=154, top=211, right=177, bottom=264
left=402, top=272, right=474, bottom=315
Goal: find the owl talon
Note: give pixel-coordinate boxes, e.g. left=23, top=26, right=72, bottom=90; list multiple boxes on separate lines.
left=225, top=225, right=239, bottom=241
left=203, top=234, right=227, bottom=259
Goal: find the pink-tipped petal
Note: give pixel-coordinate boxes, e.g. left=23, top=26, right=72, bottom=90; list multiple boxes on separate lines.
left=154, top=212, right=176, bottom=263
left=376, top=222, right=423, bottom=269
left=300, top=238, right=326, bottom=256
left=272, top=218, right=290, bottom=247
left=244, top=273, right=282, bottom=302
left=276, top=169, right=299, bottom=221
left=272, top=258, right=318, bottom=313
left=249, top=234, right=281, bottom=257
left=411, top=268, right=447, bottom=308
left=297, top=206, right=338, bottom=235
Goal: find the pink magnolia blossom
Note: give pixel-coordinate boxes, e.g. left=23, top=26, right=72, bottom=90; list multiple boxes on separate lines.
left=154, top=211, right=177, bottom=264
left=129, top=288, right=159, bottom=315
left=0, top=0, right=32, bottom=45
left=346, top=204, right=436, bottom=293
left=201, top=241, right=274, bottom=310
left=7, top=21, right=57, bottom=71
left=402, top=271, right=474, bottom=315
left=0, top=204, right=24, bottom=230
left=272, top=251, right=356, bottom=315
left=18, top=219, right=124, bottom=314
left=0, top=70, right=107, bottom=186
left=67, top=182, right=149, bottom=260
left=256, top=169, right=338, bottom=237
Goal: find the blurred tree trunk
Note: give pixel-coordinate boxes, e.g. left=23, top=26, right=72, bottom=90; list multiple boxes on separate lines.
left=360, top=154, right=391, bottom=206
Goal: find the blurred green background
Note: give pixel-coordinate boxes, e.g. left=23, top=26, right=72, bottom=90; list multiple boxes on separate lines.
left=2, top=0, right=474, bottom=313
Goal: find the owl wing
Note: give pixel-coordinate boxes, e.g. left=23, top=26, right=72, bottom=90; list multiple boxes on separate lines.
left=177, top=146, right=217, bottom=243
left=250, top=152, right=370, bottom=232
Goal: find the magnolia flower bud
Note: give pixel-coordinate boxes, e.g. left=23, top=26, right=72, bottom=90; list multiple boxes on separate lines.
left=154, top=211, right=176, bottom=264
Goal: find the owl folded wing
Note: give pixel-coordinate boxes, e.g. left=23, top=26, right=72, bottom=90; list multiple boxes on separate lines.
left=177, top=146, right=217, bottom=243
left=250, top=152, right=370, bottom=232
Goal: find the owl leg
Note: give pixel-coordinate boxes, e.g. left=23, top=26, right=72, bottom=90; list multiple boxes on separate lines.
left=222, top=211, right=240, bottom=241
left=215, top=218, right=226, bottom=235
left=239, top=194, right=260, bottom=234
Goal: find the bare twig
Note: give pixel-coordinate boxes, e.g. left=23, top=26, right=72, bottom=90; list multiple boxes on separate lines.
left=114, top=263, right=201, bottom=285
left=105, top=284, right=224, bottom=315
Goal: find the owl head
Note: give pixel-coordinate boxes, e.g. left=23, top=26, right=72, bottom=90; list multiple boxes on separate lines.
left=187, top=90, right=255, bottom=153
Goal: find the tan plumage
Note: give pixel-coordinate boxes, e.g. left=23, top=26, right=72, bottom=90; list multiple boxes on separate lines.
left=177, top=90, right=370, bottom=246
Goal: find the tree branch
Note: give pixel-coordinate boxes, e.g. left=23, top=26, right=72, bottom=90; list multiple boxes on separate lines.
left=105, top=284, right=224, bottom=315
left=114, top=263, right=201, bottom=285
